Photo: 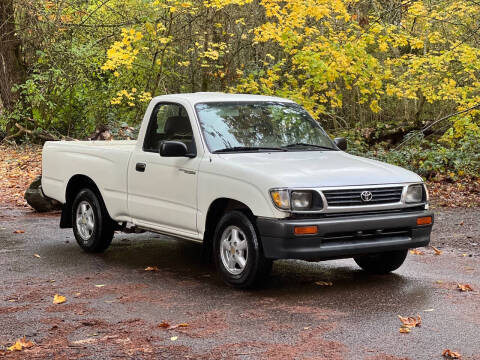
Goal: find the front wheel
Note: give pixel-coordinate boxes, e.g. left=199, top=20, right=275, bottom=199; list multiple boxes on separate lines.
left=213, top=211, right=272, bottom=288
left=354, top=250, right=408, bottom=274
left=72, top=188, right=114, bottom=253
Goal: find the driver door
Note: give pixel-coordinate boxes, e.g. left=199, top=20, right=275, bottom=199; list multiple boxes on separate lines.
left=128, top=102, right=200, bottom=235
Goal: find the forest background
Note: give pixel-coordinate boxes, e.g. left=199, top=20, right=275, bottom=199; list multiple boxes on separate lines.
left=1, top=0, right=479, bottom=191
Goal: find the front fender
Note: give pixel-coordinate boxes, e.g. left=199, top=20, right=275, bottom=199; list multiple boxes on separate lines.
left=197, top=171, right=284, bottom=235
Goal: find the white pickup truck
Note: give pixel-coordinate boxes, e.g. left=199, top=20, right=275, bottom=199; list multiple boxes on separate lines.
left=42, top=93, right=433, bottom=288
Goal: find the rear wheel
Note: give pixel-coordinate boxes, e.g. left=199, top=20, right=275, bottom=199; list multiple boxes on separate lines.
left=354, top=250, right=408, bottom=274
left=213, top=211, right=272, bottom=288
left=72, top=188, right=114, bottom=253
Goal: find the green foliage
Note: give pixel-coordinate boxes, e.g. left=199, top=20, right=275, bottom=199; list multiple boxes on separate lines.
left=356, top=132, right=480, bottom=180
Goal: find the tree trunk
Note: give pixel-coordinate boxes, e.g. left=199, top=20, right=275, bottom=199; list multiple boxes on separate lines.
left=0, top=0, right=25, bottom=116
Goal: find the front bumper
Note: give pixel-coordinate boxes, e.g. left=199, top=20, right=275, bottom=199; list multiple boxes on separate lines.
left=257, top=210, right=433, bottom=261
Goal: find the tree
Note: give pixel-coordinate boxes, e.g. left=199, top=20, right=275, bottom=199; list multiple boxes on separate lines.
left=0, top=0, right=25, bottom=116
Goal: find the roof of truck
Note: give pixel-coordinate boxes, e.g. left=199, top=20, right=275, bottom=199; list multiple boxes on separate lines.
left=152, top=92, right=295, bottom=104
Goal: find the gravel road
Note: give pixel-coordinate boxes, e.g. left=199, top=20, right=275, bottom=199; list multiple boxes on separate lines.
left=0, top=207, right=479, bottom=359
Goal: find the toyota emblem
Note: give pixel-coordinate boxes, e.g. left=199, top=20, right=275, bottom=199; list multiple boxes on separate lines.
left=360, top=191, right=373, bottom=202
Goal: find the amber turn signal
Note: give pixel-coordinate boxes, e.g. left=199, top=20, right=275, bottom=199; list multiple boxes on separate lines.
left=294, top=225, right=318, bottom=235
left=416, top=216, right=432, bottom=225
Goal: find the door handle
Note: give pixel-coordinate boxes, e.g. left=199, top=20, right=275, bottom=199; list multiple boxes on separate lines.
left=136, top=163, right=146, bottom=172
left=178, top=168, right=196, bottom=175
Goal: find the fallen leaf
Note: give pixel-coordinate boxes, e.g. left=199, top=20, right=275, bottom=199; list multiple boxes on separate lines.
left=7, top=337, right=34, bottom=351
left=94, top=284, right=105, bottom=288
left=399, top=327, right=411, bottom=333
left=410, top=249, right=424, bottom=255
left=34, top=254, right=41, bottom=258
left=19, top=337, right=34, bottom=349
left=442, top=349, right=462, bottom=359
left=72, top=338, right=97, bottom=345
left=158, top=321, right=188, bottom=330
left=168, top=323, right=189, bottom=330
left=424, top=309, right=435, bottom=312
left=7, top=341, right=23, bottom=352
left=53, top=294, right=66, bottom=304
left=158, top=321, right=170, bottom=328
left=398, top=314, right=422, bottom=328
left=170, top=336, right=178, bottom=341
left=431, top=246, right=443, bottom=255
left=144, top=266, right=159, bottom=271
left=457, top=283, right=473, bottom=292
left=13, top=230, right=25, bottom=234
left=315, top=281, right=333, bottom=286
left=436, top=280, right=444, bottom=284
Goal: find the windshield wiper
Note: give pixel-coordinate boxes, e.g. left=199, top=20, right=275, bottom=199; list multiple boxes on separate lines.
left=282, top=143, right=335, bottom=151
left=213, top=146, right=287, bottom=153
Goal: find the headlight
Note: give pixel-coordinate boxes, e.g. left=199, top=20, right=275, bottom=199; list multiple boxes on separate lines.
left=270, top=189, right=321, bottom=211
left=405, top=184, right=424, bottom=203
left=291, top=191, right=312, bottom=210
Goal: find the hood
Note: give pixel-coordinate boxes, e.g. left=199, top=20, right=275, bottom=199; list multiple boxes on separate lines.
left=217, top=150, right=422, bottom=188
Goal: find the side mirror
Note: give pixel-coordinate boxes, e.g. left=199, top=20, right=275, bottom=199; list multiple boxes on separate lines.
left=334, top=137, right=347, bottom=151
left=160, top=141, right=194, bottom=157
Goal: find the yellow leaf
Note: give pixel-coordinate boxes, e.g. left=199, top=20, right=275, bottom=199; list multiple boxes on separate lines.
left=399, top=327, right=411, bottom=333
left=170, top=336, right=178, bottom=341
left=7, top=341, right=23, bottom=351
left=53, top=294, right=66, bottom=304
left=95, top=284, right=105, bottom=288
left=7, top=337, right=34, bottom=351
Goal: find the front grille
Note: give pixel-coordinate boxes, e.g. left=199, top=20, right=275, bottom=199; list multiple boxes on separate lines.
left=323, top=187, right=403, bottom=207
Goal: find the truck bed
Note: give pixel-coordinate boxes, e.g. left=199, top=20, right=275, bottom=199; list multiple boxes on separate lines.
left=42, top=140, right=137, bottom=221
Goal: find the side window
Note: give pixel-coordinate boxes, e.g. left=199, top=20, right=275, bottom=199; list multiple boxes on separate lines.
left=143, top=103, right=196, bottom=153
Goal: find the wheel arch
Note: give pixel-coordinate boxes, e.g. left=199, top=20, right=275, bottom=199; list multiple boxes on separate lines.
left=202, top=197, right=254, bottom=261
left=60, top=174, right=110, bottom=228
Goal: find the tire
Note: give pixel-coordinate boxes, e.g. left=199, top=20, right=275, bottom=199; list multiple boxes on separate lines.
left=354, top=249, right=408, bottom=274
left=72, top=188, right=114, bottom=253
left=213, top=211, right=272, bottom=288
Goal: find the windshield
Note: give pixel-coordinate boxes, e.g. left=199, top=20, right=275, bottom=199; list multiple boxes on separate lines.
left=194, top=101, right=336, bottom=153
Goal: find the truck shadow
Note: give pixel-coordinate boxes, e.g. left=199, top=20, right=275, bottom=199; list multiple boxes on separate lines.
left=39, top=232, right=433, bottom=313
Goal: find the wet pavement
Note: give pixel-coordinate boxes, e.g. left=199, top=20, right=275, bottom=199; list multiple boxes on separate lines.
left=0, top=207, right=479, bottom=359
